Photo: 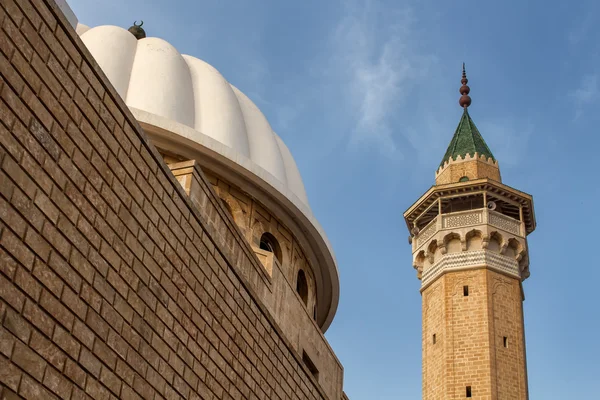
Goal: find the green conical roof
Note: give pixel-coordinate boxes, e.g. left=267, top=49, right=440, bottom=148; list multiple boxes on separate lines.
left=439, top=109, right=495, bottom=168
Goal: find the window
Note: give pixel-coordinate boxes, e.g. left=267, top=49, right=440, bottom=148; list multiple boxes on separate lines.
left=259, top=233, right=282, bottom=264
left=313, top=305, right=317, bottom=321
left=503, top=336, right=508, bottom=348
left=296, top=269, right=308, bottom=305
left=459, top=176, right=470, bottom=182
left=302, top=351, right=319, bottom=380
left=463, top=285, right=469, bottom=296
left=432, top=334, right=436, bottom=344
left=466, top=386, right=472, bottom=398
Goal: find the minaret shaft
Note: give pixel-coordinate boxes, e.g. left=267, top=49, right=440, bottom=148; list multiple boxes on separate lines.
left=422, top=268, right=528, bottom=399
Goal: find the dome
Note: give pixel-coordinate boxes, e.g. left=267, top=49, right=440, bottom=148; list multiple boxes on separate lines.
left=77, top=24, right=309, bottom=206
left=76, top=24, right=340, bottom=330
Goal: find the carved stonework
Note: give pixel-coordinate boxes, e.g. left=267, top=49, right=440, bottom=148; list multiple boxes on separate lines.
left=489, top=211, right=520, bottom=235
left=443, top=210, right=482, bottom=229
left=421, top=250, right=520, bottom=290
left=418, top=219, right=438, bottom=246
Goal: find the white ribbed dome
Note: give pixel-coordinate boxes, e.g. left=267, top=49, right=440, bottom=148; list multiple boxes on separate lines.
left=77, top=24, right=309, bottom=207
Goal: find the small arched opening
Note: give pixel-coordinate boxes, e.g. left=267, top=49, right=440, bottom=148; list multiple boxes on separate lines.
left=296, top=269, right=309, bottom=306
left=259, top=232, right=282, bottom=264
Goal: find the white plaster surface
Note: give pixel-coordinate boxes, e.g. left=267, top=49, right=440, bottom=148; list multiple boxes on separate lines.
left=78, top=25, right=310, bottom=208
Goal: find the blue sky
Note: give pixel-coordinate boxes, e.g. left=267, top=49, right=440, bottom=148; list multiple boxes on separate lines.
left=68, top=0, right=600, bottom=398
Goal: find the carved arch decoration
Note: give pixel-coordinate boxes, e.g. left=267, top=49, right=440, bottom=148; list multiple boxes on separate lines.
left=505, top=238, right=526, bottom=260
left=492, top=275, right=513, bottom=295
left=487, top=231, right=505, bottom=253
left=214, top=190, right=248, bottom=230
left=426, top=240, right=438, bottom=264
left=250, top=219, right=267, bottom=245
left=465, top=229, right=484, bottom=251
left=518, top=253, right=530, bottom=279
left=442, top=232, right=463, bottom=254
left=414, top=250, right=426, bottom=279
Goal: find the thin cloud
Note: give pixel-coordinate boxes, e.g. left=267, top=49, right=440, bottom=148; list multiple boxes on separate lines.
left=570, top=74, right=598, bottom=119
left=326, top=0, right=432, bottom=157
left=568, top=13, right=594, bottom=46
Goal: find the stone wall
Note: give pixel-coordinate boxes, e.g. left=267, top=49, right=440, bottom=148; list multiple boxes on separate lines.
left=422, top=278, right=446, bottom=399
left=435, top=158, right=501, bottom=185
left=0, top=0, right=343, bottom=399
left=203, top=168, right=318, bottom=318
left=421, top=269, right=527, bottom=399
left=168, top=162, right=344, bottom=400
left=488, top=270, right=528, bottom=399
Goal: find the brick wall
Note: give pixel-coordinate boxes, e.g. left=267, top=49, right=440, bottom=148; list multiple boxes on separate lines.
left=0, top=0, right=340, bottom=399
left=435, top=160, right=501, bottom=185
left=422, top=278, right=446, bottom=399
left=488, top=270, right=527, bottom=399
left=422, top=269, right=528, bottom=399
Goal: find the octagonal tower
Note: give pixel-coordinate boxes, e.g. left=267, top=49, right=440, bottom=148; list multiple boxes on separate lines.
left=404, top=66, right=536, bottom=399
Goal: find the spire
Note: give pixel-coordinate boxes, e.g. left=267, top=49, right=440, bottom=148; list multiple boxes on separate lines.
left=438, top=65, right=495, bottom=169
left=439, top=110, right=494, bottom=168
left=459, top=63, right=471, bottom=108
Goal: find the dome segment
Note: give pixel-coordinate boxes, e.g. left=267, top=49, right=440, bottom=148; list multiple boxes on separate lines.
left=79, top=25, right=137, bottom=99
left=182, top=55, right=250, bottom=158
left=231, top=86, right=287, bottom=184
left=274, top=133, right=310, bottom=206
left=76, top=23, right=90, bottom=35
left=126, top=37, right=196, bottom=128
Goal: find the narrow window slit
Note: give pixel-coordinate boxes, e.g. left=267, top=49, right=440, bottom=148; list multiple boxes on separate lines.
left=302, top=351, right=319, bottom=380
left=463, top=285, right=469, bottom=296
left=466, top=386, right=472, bottom=397
left=432, top=334, right=436, bottom=344
left=503, top=336, right=508, bottom=348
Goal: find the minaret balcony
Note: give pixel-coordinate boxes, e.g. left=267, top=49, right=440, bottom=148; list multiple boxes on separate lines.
left=411, top=207, right=530, bottom=288
left=413, top=208, right=524, bottom=252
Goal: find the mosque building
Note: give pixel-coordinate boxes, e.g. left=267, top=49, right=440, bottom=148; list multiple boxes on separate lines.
left=0, top=0, right=535, bottom=399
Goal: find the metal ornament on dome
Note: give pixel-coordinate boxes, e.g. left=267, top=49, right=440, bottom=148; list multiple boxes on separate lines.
left=128, top=21, right=146, bottom=40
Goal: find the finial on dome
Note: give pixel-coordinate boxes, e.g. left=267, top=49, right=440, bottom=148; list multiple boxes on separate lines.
left=128, top=21, right=146, bottom=40
left=459, top=63, right=471, bottom=108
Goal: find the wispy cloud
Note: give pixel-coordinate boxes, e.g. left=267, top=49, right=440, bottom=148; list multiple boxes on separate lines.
left=325, top=0, right=433, bottom=157
left=570, top=74, right=598, bottom=119
left=568, top=13, right=594, bottom=46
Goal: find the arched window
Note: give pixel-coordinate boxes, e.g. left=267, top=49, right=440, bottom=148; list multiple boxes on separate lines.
left=259, top=232, right=282, bottom=264
left=296, top=269, right=308, bottom=306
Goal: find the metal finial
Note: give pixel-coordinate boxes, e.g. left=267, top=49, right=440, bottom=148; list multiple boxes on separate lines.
left=459, top=63, right=471, bottom=108
left=128, top=20, right=146, bottom=40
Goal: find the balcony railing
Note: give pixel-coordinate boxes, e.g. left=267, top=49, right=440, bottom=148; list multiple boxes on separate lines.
left=414, top=209, right=523, bottom=250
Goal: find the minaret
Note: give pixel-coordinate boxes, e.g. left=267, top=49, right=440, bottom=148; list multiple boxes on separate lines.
left=404, top=66, right=536, bottom=399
